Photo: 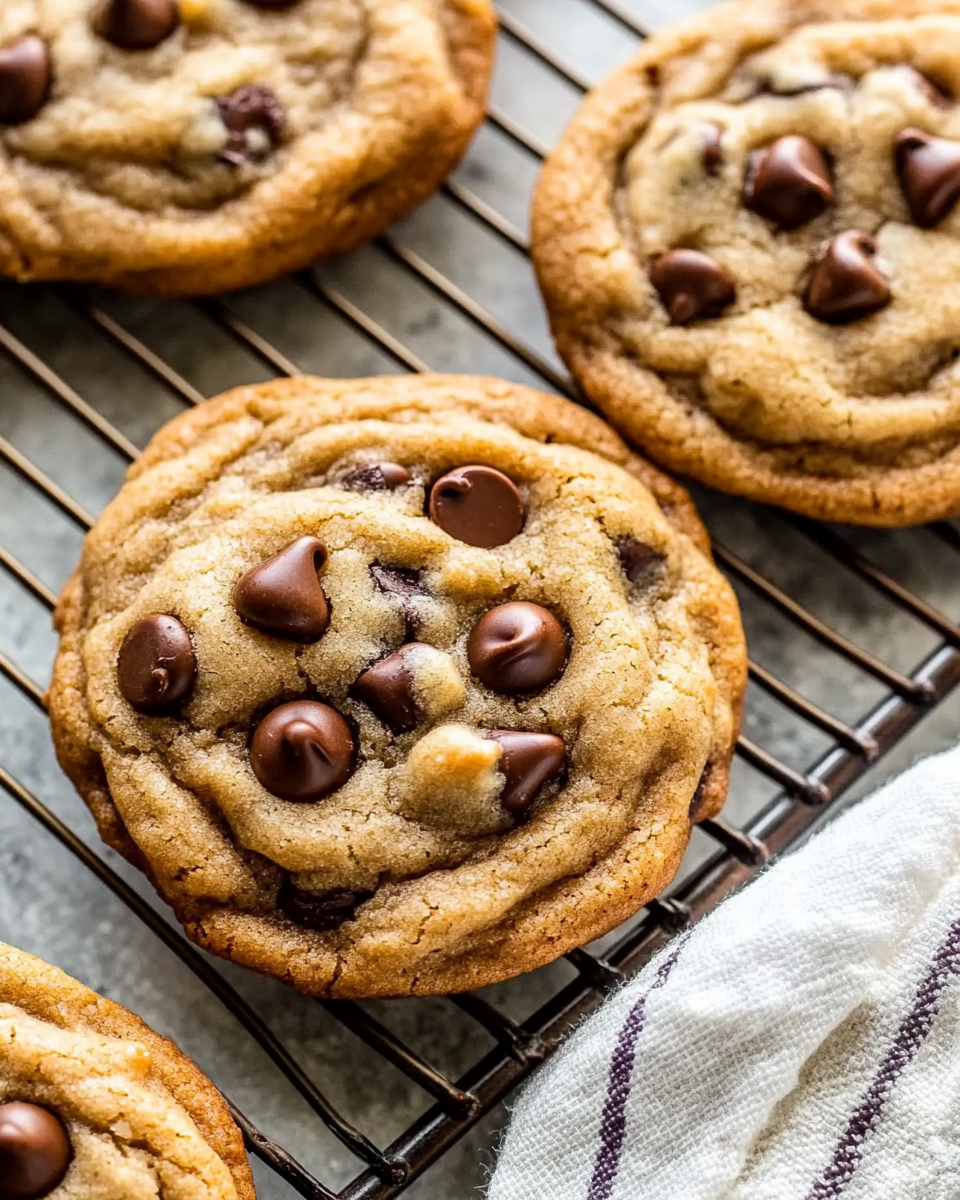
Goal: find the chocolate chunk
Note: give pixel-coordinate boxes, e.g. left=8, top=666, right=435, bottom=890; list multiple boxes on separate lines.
left=616, top=536, right=662, bottom=582
left=428, top=465, right=524, bottom=548
left=804, top=231, right=891, bottom=325
left=118, top=614, right=196, bottom=714
left=0, top=1102, right=71, bottom=1200
left=702, top=123, right=724, bottom=176
left=468, top=602, right=568, bottom=695
left=216, top=84, right=284, bottom=166
left=352, top=645, right=423, bottom=733
left=250, top=700, right=354, bottom=802
left=895, top=128, right=960, bottom=228
left=233, top=536, right=330, bottom=642
left=650, top=250, right=736, bottom=326
left=370, top=563, right=421, bottom=600
left=744, top=136, right=834, bottom=230
left=278, top=881, right=371, bottom=932
left=0, top=36, right=51, bottom=126
left=487, top=730, right=567, bottom=815
left=343, top=462, right=412, bottom=492
left=93, top=0, right=179, bottom=49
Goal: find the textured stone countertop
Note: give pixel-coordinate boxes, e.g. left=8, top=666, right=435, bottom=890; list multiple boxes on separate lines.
left=1, top=1, right=959, bottom=1196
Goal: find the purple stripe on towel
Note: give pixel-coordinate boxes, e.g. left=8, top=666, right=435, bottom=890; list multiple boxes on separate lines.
left=587, top=943, right=685, bottom=1200
left=806, top=915, right=960, bottom=1199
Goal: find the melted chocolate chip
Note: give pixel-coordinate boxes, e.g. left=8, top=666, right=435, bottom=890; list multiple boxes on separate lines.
left=487, top=730, right=567, bottom=816
left=428, top=466, right=525, bottom=548
left=468, top=602, right=568, bottom=695
left=650, top=249, right=736, bottom=326
left=343, top=462, right=412, bottom=492
left=895, top=128, right=960, bottom=228
left=702, top=124, right=724, bottom=176
left=804, top=231, right=891, bottom=325
left=352, top=645, right=423, bottom=733
left=216, top=84, right=284, bottom=166
left=744, top=136, right=834, bottom=230
left=250, top=700, right=355, bottom=802
left=0, top=1102, right=71, bottom=1200
left=0, top=36, right=51, bottom=126
left=118, top=615, right=196, bottom=713
left=93, top=0, right=179, bottom=49
left=233, top=536, right=330, bottom=642
left=278, top=881, right=372, bottom=932
left=616, top=536, right=662, bottom=582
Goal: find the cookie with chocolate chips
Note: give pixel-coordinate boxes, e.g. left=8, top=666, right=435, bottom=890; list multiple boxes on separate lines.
left=48, top=374, right=745, bottom=998
left=0, top=942, right=253, bottom=1200
left=533, top=0, right=960, bottom=526
left=0, top=0, right=495, bottom=294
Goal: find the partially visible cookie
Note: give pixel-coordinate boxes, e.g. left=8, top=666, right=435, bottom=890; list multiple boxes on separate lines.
left=533, top=0, right=960, bottom=526
left=0, top=0, right=495, bottom=294
left=0, top=942, right=253, bottom=1200
left=48, top=374, right=745, bottom=998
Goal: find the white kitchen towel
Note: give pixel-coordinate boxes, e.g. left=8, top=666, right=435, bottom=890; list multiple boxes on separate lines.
left=488, top=742, right=960, bottom=1200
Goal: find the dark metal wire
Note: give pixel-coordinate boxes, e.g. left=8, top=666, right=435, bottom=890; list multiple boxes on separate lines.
left=1, top=4, right=960, bottom=1198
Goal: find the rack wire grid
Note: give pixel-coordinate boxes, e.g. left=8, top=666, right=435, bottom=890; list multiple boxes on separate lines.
left=2, top=0, right=960, bottom=1196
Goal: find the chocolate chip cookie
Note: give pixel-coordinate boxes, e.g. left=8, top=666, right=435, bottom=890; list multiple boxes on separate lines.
left=48, top=374, right=745, bottom=998
left=533, top=0, right=960, bottom=526
left=0, top=0, right=494, bottom=294
left=0, top=942, right=253, bottom=1200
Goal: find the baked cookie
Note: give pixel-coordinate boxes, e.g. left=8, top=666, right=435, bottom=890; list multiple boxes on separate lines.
left=0, top=0, right=494, bottom=295
left=48, top=374, right=745, bottom=998
left=533, top=0, right=960, bottom=526
left=0, top=941, right=253, bottom=1200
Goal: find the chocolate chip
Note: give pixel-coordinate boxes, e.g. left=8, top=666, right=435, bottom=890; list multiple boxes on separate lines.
left=278, top=881, right=372, bottom=931
left=233, top=536, right=330, bottom=642
left=804, top=231, right=891, bottom=325
left=468, top=602, right=568, bottom=695
left=650, top=249, right=736, bottom=326
left=216, top=84, right=284, bottom=166
left=744, top=136, right=834, bottom=230
left=352, top=645, right=423, bottom=733
left=93, top=0, right=179, bottom=49
left=118, top=615, right=196, bottom=714
left=0, top=36, right=51, bottom=126
left=250, top=700, right=355, bottom=802
left=616, top=537, right=662, bottom=582
left=0, top=1102, right=71, bottom=1200
left=895, top=128, right=960, bottom=228
left=343, top=462, right=412, bottom=492
left=486, top=730, right=567, bottom=816
left=702, top=124, right=724, bottom=176
left=428, top=465, right=524, bottom=548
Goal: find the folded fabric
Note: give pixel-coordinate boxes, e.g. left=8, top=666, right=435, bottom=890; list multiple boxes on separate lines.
left=488, top=743, right=960, bottom=1200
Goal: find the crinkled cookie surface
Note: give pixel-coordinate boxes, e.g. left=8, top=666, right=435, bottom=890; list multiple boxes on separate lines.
left=533, top=0, right=960, bottom=525
left=0, top=942, right=253, bottom=1200
left=0, top=0, right=494, bottom=293
left=49, top=375, right=745, bottom=998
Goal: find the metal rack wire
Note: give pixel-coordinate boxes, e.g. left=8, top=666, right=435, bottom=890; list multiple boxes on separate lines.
left=1, top=2, right=960, bottom=1197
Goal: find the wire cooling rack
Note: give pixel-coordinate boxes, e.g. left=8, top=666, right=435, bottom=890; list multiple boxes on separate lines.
left=2, top=1, right=960, bottom=1196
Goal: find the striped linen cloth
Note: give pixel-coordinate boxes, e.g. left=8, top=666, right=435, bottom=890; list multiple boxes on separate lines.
left=488, top=743, right=960, bottom=1200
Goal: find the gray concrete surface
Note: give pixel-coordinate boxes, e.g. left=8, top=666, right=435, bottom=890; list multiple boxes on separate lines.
left=1, top=1, right=959, bottom=1196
